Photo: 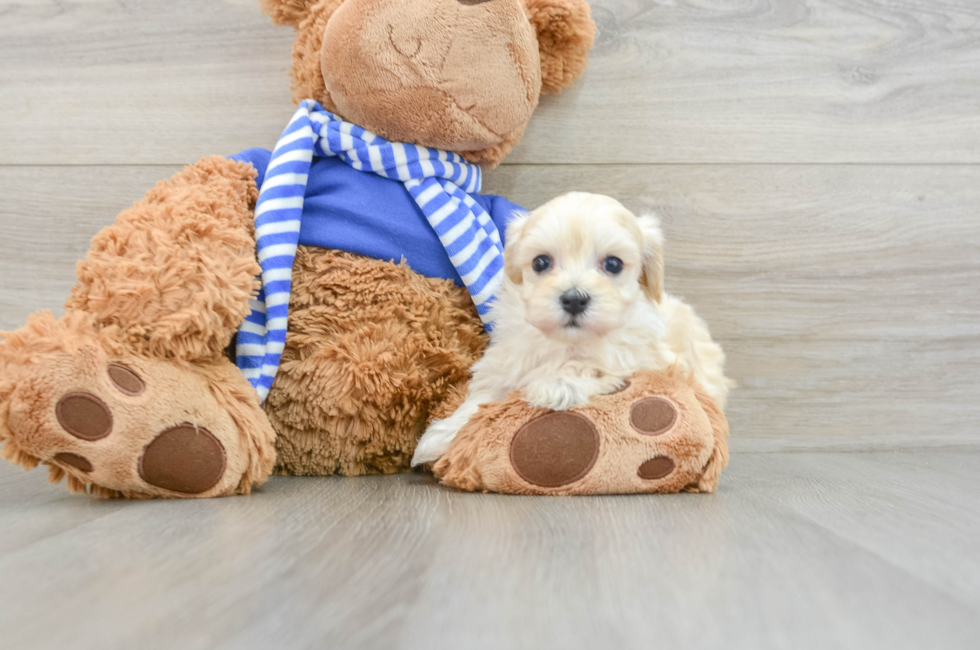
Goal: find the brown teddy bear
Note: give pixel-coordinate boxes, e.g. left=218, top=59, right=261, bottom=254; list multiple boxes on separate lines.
left=0, top=0, right=599, bottom=498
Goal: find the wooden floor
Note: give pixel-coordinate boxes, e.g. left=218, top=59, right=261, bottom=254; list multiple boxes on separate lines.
left=1, top=1, right=979, bottom=647
left=1, top=452, right=978, bottom=650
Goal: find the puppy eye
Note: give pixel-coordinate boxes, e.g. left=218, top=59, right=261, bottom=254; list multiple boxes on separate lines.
left=603, top=256, right=624, bottom=275
left=532, top=255, right=552, bottom=273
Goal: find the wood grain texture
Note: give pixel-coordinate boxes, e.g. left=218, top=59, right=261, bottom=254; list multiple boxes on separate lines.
left=0, top=452, right=978, bottom=650
left=0, top=0, right=295, bottom=166
left=3, top=164, right=977, bottom=450
left=2, top=3, right=978, bottom=648
left=0, top=165, right=182, bottom=323
left=2, top=0, right=980, bottom=164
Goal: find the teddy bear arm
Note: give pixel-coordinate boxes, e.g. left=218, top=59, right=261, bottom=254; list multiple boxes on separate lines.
left=64, top=156, right=261, bottom=362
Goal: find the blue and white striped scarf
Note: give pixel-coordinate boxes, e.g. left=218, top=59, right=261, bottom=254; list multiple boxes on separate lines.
left=236, top=100, right=505, bottom=401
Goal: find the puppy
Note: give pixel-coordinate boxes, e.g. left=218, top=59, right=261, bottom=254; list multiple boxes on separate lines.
left=412, top=192, right=731, bottom=466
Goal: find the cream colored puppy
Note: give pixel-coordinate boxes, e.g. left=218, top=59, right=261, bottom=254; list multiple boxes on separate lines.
left=412, top=192, right=731, bottom=466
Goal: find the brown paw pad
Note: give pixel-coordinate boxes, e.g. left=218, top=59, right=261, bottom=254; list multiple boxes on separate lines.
left=510, top=412, right=599, bottom=488
left=107, top=363, right=145, bottom=396
left=138, top=424, right=226, bottom=494
left=630, top=397, right=677, bottom=436
left=56, top=393, right=113, bottom=441
left=638, top=456, right=675, bottom=480
left=54, top=452, right=93, bottom=473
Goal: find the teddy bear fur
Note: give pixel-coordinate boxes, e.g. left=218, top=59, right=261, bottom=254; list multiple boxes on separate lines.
left=0, top=0, right=597, bottom=497
left=433, top=367, right=730, bottom=495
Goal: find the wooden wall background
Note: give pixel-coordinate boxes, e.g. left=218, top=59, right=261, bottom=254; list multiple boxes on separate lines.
left=1, top=0, right=978, bottom=452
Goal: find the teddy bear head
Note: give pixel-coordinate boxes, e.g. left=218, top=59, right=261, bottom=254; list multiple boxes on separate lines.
left=261, top=0, right=595, bottom=167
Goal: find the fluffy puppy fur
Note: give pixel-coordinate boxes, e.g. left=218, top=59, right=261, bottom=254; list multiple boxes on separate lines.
left=412, top=192, right=731, bottom=465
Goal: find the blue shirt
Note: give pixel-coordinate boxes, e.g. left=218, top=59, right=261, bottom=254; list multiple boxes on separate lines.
left=230, top=148, right=522, bottom=285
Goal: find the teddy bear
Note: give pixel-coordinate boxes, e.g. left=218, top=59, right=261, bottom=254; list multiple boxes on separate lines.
left=0, top=0, right=600, bottom=498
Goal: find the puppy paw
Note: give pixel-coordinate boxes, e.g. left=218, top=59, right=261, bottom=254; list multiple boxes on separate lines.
left=413, top=418, right=460, bottom=466
left=597, top=374, right=629, bottom=395
left=522, top=375, right=610, bottom=411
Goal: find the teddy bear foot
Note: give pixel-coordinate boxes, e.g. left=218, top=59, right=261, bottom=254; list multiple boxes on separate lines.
left=433, top=368, right=730, bottom=496
left=0, top=312, right=276, bottom=498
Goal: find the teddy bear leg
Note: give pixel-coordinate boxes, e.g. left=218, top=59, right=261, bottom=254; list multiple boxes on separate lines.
left=0, top=157, right=276, bottom=497
left=433, top=369, right=730, bottom=495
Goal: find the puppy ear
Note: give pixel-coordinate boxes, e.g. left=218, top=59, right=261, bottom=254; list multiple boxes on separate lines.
left=504, top=212, right=529, bottom=285
left=637, top=213, right=665, bottom=303
left=260, top=0, right=329, bottom=27
left=522, top=0, right=597, bottom=94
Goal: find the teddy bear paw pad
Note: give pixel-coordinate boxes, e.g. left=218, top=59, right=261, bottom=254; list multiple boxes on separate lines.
left=138, top=424, right=226, bottom=494
left=637, top=456, right=675, bottom=480
left=53, top=452, right=94, bottom=473
left=107, top=363, right=146, bottom=395
left=629, top=397, right=677, bottom=436
left=56, top=392, right=114, bottom=440
left=509, top=412, right=599, bottom=488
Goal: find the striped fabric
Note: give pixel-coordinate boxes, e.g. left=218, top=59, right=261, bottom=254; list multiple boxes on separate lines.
left=236, top=100, right=505, bottom=401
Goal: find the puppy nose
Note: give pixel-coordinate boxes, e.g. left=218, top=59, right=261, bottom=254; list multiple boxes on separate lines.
left=560, top=289, right=590, bottom=316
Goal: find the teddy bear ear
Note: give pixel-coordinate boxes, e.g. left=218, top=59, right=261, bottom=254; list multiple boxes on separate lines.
left=522, top=0, right=597, bottom=94
left=259, top=0, right=322, bottom=27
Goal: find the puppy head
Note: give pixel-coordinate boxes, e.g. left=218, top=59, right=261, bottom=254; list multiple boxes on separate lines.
left=504, top=192, right=664, bottom=340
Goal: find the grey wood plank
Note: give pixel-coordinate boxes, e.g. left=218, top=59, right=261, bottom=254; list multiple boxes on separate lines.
left=0, top=0, right=295, bottom=166
left=734, top=451, right=980, bottom=606
left=0, top=452, right=978, bottom=650
left=2, top=0, right=980, bottom=165
left=0, top=165, right=185, bottom=333
left=0, top=463, right=130, bottom=556
left=5, top=163, right=977, bottom=450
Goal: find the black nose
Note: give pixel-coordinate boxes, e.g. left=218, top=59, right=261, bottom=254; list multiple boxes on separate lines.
left=560, top=289, right=590, bottom=316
